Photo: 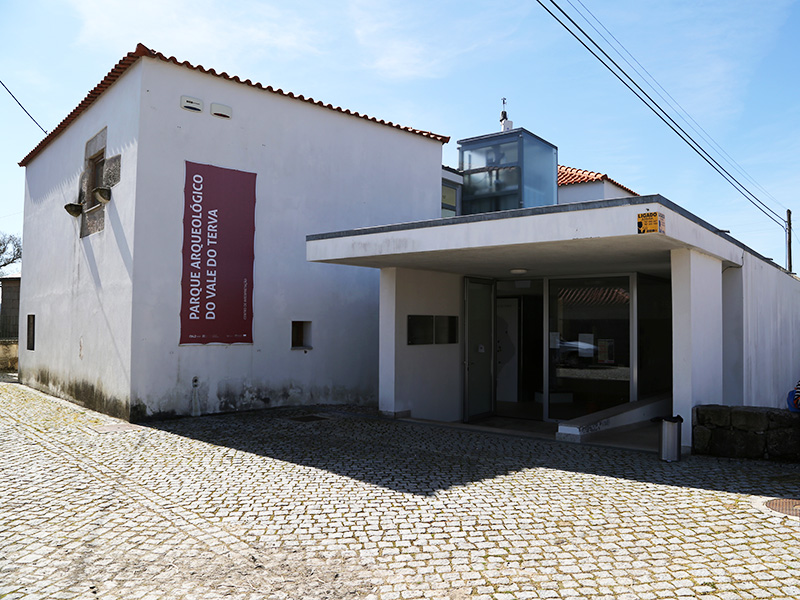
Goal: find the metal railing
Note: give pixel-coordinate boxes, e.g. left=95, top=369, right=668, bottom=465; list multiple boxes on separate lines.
left=0, top=315, right=19, bottom=341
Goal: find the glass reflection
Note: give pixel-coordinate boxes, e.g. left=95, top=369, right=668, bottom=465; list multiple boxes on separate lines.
left=548, top=277, right=630, bottom=420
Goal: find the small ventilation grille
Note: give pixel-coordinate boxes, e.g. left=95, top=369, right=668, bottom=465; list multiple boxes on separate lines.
left=210, top=103, right=232, bottom=119
left=180, top=96, right=203, bottom=112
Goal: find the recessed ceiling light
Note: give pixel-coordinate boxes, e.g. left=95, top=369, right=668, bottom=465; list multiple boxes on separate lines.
left=509, top=268, right=527, bottom=275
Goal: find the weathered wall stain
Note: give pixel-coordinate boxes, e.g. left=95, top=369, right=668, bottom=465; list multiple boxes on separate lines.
left=21, top=368, right=129, bottom=421
left=18, top=368, right=377, bottom=424
left=217, top=379, right=271, bottom=413
left=131, top=378, right=376, bottom=422
left=216, top=380, right=376, bottom=414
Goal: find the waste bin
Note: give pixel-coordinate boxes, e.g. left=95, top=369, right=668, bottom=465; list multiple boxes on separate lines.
left=657, top=415, right=683, bottom=462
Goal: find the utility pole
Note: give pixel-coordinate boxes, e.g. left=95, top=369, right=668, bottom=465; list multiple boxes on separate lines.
left=788, top=209, right=793, bottom=273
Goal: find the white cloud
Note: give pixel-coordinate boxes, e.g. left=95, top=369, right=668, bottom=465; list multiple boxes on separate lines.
left=64, top=0, right=325, bottom=72
left=346, top=0, right=534, bottom=81
left=597, top=0, right=795, bottom=126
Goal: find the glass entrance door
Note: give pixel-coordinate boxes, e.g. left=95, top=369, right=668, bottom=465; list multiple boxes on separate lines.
left=464, top=277, right=494, bottom=420
left=465, top=275, right=639, bottom=423
left=495, top=279, right=544, bottom=419
left=547, top=276, right=631, bottom=420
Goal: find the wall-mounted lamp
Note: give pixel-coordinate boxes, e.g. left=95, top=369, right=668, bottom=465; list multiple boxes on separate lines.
left=64, top=203, right=83, bottom=217
left=93, top=187, right=111, bottom=204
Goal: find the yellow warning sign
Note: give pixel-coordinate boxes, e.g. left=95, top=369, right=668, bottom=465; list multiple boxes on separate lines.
left=637, top=212, right=665, bottom=234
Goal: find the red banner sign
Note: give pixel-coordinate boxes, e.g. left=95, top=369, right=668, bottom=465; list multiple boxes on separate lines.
left=180, top=162, right=256, bottom=344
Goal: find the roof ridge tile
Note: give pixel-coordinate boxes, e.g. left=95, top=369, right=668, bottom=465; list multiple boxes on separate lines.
left=20, top=43, right=449, bottom=166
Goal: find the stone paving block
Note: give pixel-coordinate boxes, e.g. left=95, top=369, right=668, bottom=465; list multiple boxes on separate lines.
left=2, top=383, right=800, bottom=599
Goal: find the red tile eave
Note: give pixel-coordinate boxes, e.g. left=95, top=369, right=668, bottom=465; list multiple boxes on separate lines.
left=557, top=165, right=638, bottom=196
left=19, top=43, right=450, bottom=167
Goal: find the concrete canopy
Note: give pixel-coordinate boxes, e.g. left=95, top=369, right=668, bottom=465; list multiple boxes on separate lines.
left=307, top=196, right=751, bottom=279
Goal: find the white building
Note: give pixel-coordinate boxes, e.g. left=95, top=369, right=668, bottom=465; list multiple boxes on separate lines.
left=18, top=45, right=800, bottom=451
left=307, top=127, right=800, bottom=448
left=18, top=44, right=446, bottom=420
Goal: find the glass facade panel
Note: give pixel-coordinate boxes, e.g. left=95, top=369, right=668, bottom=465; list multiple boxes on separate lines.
left=463, top=166, right=520, bottom=197
left=461, top=167, right=521, bottom=215
left=548, top=277, right=630, bottom=420
left=465, top=279, right=494, bottom=419
left=461, top=141, right=519, bottom=170
left=522, top=134, right=558, bottom=208
left=637, top=275, right=672, bottom=399
left=441, top=185, right=457, bottom=216
left=458, top=129, right=556, bottom=216
left=462, top=274, right=670, bottom=424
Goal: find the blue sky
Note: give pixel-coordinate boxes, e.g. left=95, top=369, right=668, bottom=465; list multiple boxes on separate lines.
left=1, top=0, right=798, bottom=268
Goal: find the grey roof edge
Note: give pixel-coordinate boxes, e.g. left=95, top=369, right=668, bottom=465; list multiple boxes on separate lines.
left=307, top=195, right=786, bottom=272
left=456, top=127, right=557, bottom=149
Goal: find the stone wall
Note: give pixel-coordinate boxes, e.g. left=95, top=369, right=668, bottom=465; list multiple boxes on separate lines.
left=0, top=340, right=18, bottom=371
left=693, top=404, right=800, bottom=462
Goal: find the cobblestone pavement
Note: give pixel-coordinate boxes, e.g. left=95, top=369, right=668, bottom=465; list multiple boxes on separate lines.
left=1, top=381, right=799, bottom=599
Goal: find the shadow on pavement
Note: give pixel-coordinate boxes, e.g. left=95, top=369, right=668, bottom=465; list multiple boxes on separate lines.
left=147, top=405, right=800, bottom=498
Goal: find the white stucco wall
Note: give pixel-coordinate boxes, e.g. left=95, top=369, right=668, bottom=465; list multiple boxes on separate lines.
left=671, top=248, right=723, bottom=445
left=129, top=58, right=444, bottom=418
left=739, top=254, right=800, bottom=408
left=379, top=268, right=463, bottom=422
left=722, top=265, right=744, bottom=406
left=557, top=181, right=633, bottom=204
left=18, top=62, right=143, bottom=418
left=308, top=199, right=745, bottom=270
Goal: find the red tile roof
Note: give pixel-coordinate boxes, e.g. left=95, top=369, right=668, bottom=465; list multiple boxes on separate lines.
left=557, top=165, right=638, bottom=196
left=20, top=43, right=450, bottom=167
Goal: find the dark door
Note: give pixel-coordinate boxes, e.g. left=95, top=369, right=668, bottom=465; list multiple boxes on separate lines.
left=464, top=277, right=494, bottom=420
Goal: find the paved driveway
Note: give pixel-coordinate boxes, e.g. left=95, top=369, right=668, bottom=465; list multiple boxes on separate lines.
left=1, top=381, right=799, bottom=599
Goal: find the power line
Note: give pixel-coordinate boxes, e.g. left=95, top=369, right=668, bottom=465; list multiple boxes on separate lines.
left=0, top=78, right=47, bottom=135
left=538, top=0, right=785, bottom=228
left=535, top=0, right=787, bottom=231
left=566, top=0, right=789, bottom=214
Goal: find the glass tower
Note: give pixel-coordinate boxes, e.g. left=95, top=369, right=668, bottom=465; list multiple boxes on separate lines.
left=458, top=128, right=557, bottom=216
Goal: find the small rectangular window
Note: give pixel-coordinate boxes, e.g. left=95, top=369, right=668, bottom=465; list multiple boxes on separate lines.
left=407, top=315, right=434, bottom=345
left=291, top=321, right=312, bottom=349
left=92, top=156, right=105, bottom=188
left=442, top=183, right=458, bottom=218
left=408, top=315, right=459, bottom=345
left=85, top=153, right=106, bottom=211
left=80, top=128, right=108, bottom=238
left=26, top=314, right=35, bottom=351
left=435, top=316, right=459, bottom=344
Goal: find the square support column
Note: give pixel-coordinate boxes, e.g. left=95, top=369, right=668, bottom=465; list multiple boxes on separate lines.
left=671, top=248, right=723, bottom=447
left=379, top=267, right=464, bottom=420
left=722, top=265, right=744, bottom=406
left=378, top=267, right=403, bottom=417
